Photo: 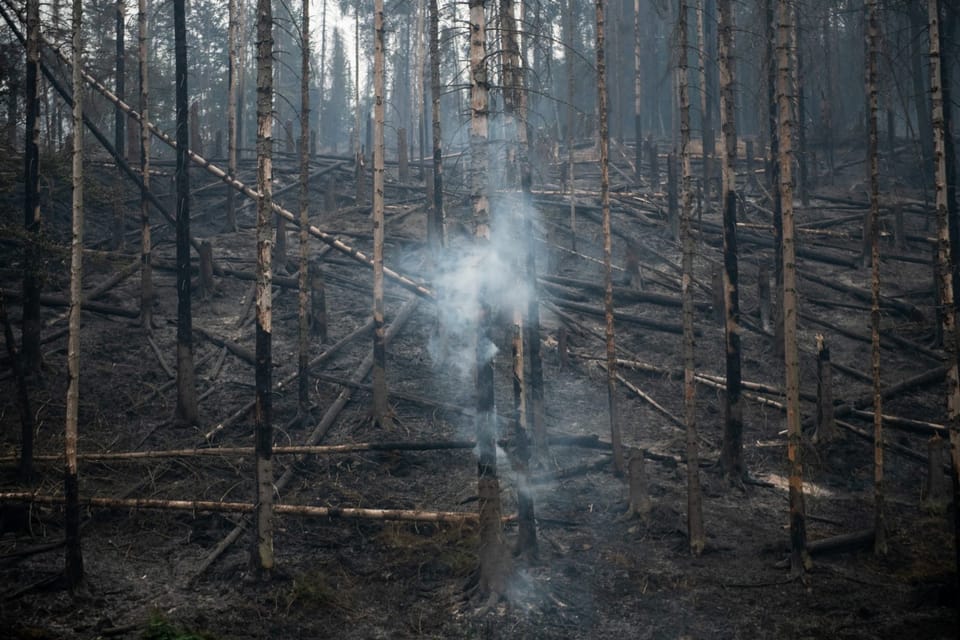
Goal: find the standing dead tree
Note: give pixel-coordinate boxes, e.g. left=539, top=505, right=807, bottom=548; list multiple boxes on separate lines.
left=597, top=0, right=625, bottom=477
left=469, top=0, right=511, bottom=604
left=716, top=0, right=745, bottom=484
left=428, top=0, right=444, bottom=254
left=297, top=0, right=311, bottom=417
left=777, top=0, right=808, bottom=576
left=64, top=0, right=84, bottom=588
left=21, top=0, right=41, bottom=377
left=678, top=0, right=705, bottom=555
left=173, top=0, right=198, bottom=427
left=137, top=0, right=152, bottom=329
left=372, top=0, right=391, bottom=428
left=927, top=0, right=960, bottom=599
left=865, top=0, right=886, bottom=556
left=252, top=0, right=275, bottom=576
left=226, top=0, right=239, bottom=232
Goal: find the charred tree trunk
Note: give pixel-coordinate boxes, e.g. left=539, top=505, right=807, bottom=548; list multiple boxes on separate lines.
left=766, top=0, right=784, bottom=358
left=138, top=0, right=152, bottom=329
left=717, top=0, right=744, bottom=483
left=928, top=0, right=960, bottom=607
left=597, top=0, right=625, bottom=477
left=678, top=0, right=705, bottom=556
left=866, top=0, right=886, bottom=557
left=428, top=0, right=444, bottom=254
left=912, top=4, right=934, bottom=186
left=500, top=0, right=538, bottom=557
left=795, top=4, right=808, bottom=207
left=253, top=0, right=275, bottom=576
left=1, top=291, right=33, bottom=487
left=777, top=0, right=808, bottom=576
left=470, top=0, right=510, bottom=600
left=64, top=0, right=84, bottom=588
left=697, top=0, right=716, bottom=211
left=115, top=0, right=125, bottom=161
left=566, top=0, right=577, bottom=251
left=21, top=0, right=41, bottom=376
left=634, top=0, right=642, bottom=183
left=372, top=0, right=391, bottom=428
left=930, top=0, right=958, bottom=410
left=297, top=0, right=311, bottom=417
left=173, top=0, right=198, bottom=427
left=226, top=0, right=239, bottom=231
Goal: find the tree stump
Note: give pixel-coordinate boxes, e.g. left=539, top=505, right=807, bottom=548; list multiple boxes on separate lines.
left=626, top=451, right=652, bottom=519
left=309, top=260, right=328, bottom=343
left=198, top=239, right=216, bottom=299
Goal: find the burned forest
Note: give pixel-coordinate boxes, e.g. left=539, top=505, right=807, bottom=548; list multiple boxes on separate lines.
left=2, top=0, right=960, bottom=637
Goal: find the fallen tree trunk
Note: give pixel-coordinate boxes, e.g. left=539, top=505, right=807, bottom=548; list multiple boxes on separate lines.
left=551, top=298, right=693, bottom=335
left=0, top=492, right=479, bottom=524
left=540, top=273, right=711, bottom=310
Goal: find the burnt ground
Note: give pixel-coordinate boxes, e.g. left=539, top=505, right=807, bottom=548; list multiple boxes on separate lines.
left=0, top=138, right=957, bottom=639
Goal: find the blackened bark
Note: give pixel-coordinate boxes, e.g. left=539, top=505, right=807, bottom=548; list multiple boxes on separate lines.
left=174, top=0, right=198, bottom=426
left=428, top=0, right=444, bottom=254
left=21, top=0, right=41, bottom=376
left=253, top=0, right=275, bottom=575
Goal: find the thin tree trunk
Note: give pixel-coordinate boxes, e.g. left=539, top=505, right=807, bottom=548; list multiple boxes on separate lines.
left=429, top=0, right=444, bottom=254
left=634, top=0, right=642, bottom=183
left=500, top=0, right=537, bottom=557
left=678, top=0, right=705, bottom=556
left=372, top=0, right=390, bottom=428
left=64, top=0, right=84, bottom=588
left=113, top=0, right=126, bottom=250
left=354, top=8, right=360, bottom=158
left=928, top=0, right=960, bottom=602
left=597, top=0, right=625, bottom=477
left=0, top=291, right=34, bottom=486
left=912, top=4, right=934, bottom=187
left=173, top=0, right=197, bottom=427
left=697, top=0, right=715, bottom=212
left=566, top=0, right=577, bottom=252
left=115, top=0, right=125, bottom=160
left=138, top=0, right=151, bottom=329
left=319, top=0, right=327, bottom=149
left=226, top=0, right=239, bottom=231
left=866, top=0, right=886, bottom=557
left=928, top=0, right=960, bottom=456
left=297, top=0, right=310, bottom=417
left=253, top=0, right=275, bottom=575
left=717, top=0, right=744, bottom=483
left=470, top=0, right=510, bottom=600
left=22, top=0, right=41, bottom=376
left=766, top=0, right=783, bottom=358
left=795, top=3, right=807, bottom=207
left=777, top=0, right=808, bottom=576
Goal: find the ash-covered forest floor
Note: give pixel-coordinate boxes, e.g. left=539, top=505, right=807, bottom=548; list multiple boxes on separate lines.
left=0, top=138, right=957, bottom=639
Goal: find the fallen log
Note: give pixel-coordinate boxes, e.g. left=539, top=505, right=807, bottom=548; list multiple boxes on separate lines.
left=801, top=272, right=924, bottom=322
left=802, top=365, right=949, bottom=430
left=1, top=440, right=476, bottom=464
left=540, top=273, right=710, bottom=310
left=193, top=327, right=256, bottom=366
left=835, top=420, right=927, bottom=464
left=0, top=492, right=479, bottom=524
left=551, top=298, right=691, bottom=335
left=847, top=409, right=948, bottom=437
left=806, top=529, right=875, bottom=557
